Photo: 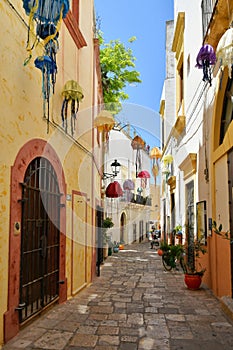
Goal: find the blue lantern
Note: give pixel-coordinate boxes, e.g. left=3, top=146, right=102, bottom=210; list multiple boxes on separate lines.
left=34, top=55, right=57, bottom=128
left=23, top=0, right=69, bottom=130
left=22, top=0, right=69, bottom=61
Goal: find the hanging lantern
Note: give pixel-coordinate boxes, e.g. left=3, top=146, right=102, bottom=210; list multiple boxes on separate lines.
left=94, top=110, right=115, bottom=145
left=61, top=80, right=84, bottom=135
left=131, top=135, right=145, bottom=176
left=123, top=179, right=135, bottom=201
left=152, top=164, right=159, bottom=185
left=23, top=0, right=69, bottom=131
left=106, top=181, right=123, bottom=198
left=150, top=147, right=162, bottom=160
left=150, top=147, right=162, bottom=185
left=123, top=179, right=135, bottom=191
left=23, top=0, right=69, bottom=59
left=216, top=26, right=233, bottom=78
left=34, top=55, right=57, bottom=129
left=137, top=170, right=150, bottom=188
left=196, top=44, right=216, bottom=86
left=163, top=154, right=173, bottom=166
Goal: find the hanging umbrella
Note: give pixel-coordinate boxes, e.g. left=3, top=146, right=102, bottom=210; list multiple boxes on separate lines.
left=216, top=26, right=233, bottom=78
left=131, top=135, right=145, bottom=176
left=123, top=179, right=135, bottom=190
left=94, top=110, right=115, bottom=145
left=106, top=181, right=123, bottom=198
left=137, top=170, right=150, bottom=179
left=195, top=44, right=216, bottom=86
left=61, top=80, right=84, bottom=135
left=123, top=179, right=135, bottom=201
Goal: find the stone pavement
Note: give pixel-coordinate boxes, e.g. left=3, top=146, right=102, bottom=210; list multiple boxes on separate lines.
left=3, top=241, right=233, bottom=350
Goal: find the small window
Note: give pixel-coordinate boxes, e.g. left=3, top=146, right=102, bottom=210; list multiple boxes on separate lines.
left=178, top=63, right=184, bottom=108
left=220, top=76, right=233, bottom=144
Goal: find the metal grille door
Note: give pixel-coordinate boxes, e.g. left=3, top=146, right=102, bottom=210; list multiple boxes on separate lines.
left=19, top=157, right=60, bottom=323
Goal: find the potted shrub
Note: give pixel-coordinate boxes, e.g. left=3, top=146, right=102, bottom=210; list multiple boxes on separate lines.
left=181, top=237, right=207, bottom=290
left=158, top=240, right=170, bottom=256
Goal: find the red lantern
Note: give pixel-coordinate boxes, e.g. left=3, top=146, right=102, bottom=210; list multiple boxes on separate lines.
left=106, top=181, right=123, bottom=198
left=137, top=170, right=150, bottom=188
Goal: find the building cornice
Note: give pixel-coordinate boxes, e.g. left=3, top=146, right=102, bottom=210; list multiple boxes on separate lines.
left=172, top=12, right=185, bottom=57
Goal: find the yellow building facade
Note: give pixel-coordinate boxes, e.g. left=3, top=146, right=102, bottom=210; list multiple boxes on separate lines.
left=0, top=0, right=103, bottom=345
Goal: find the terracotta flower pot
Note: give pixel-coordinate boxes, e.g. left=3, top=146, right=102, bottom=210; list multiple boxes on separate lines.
left=157, top=249, right=163, bottom=256
left=184, top=274, right=202, bottom=290
left=119, top=244, right=124, bottom=250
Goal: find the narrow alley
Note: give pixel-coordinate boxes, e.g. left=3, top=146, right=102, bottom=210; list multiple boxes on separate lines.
left=3, top=241, right=233, bottom=350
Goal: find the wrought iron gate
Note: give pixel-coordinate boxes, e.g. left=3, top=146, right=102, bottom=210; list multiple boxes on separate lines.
left=19, top=157, right=60, bottom=323
left=96, top=206, right=103, bottom=277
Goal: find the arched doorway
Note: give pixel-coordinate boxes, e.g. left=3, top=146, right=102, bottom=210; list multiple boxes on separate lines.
left=120, top=212, right=126, bottom=243
left=4, top=139, right=67, bottom=343
left=19, top=157, right=61, bottom=322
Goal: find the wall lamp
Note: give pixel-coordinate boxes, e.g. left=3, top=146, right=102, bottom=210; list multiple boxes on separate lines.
left=102, top=159, right=121, bottom=180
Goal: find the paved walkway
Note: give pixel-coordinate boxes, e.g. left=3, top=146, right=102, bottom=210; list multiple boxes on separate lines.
left=3, top=241, right=233, bottom=350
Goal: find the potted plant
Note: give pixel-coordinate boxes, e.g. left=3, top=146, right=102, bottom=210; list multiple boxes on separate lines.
left=181, top=237, right=207, bottom=290
left=102, top=217, right=114, bottom=258
left=158, top=240, right=170, bottom=256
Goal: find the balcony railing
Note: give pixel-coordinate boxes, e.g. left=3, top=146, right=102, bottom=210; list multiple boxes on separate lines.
left=131, top=194, right=152, bottom=206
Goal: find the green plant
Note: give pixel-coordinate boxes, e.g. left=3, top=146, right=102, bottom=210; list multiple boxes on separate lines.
left=102, top=217, right=114, bottom=245
left=98, top=32, right=141, bottom=113
left=174, top=224, right=182, bottom=234
left=212, top=220, right=231, bottom=241
left=182, top=237, right=207, bottom=276
left=103, top=217, right=114, bottom=229
left=159, top=240, right=170, bottom=252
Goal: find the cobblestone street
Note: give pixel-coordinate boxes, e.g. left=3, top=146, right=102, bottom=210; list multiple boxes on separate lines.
left=3, top=241, right=233, bottom=350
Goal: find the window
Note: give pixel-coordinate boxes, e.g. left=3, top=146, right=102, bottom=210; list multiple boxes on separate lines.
left=178, top=62, right=184, bottom=110
left=201, top=0, right=215, bottom=38
left=220, top=76, right=233, bottom=144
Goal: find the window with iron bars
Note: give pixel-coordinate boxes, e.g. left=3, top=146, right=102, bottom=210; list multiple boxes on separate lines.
left=201, top=0, right=217, bottom=38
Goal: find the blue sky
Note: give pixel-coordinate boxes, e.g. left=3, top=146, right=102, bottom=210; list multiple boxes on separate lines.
left=94, top=0, right=174, bottom=149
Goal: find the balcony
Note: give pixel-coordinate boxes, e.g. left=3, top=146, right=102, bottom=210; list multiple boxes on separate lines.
left=130, top=194, right=152, bottom=206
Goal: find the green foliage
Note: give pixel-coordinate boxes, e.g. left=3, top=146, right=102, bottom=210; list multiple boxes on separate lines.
left=183, top=237, right=207, bottom=275
left=98, top=32, right=142, bottom=113
left=102, top=217, right=114, bottom=229
left=212, top=220, right=232, bottom=241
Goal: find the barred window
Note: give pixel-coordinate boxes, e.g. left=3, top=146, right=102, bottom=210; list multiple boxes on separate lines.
left=201, top=0, right=215, bottom=38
